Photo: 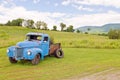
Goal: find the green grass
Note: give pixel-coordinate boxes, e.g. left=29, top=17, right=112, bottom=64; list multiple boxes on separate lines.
left=0, top=48, right=120, bottom=80
left=0, top=26, right=120, bottom=49
left=0, top=26, right=120, bottom=80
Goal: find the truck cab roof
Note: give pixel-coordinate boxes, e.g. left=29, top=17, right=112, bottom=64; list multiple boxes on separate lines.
left=26, top=32, right=48, bottom=37
left=26, top=32, right=49, bottom=41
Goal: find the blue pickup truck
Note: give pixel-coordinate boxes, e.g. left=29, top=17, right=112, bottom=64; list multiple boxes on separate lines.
left=7, top=32, right=64, bottom=65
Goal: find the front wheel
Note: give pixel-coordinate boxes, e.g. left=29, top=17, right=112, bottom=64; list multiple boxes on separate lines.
left=31, top=54, right=40, bottom=65
left=9, top=57, right=17, bottom=63
left=54, top=49, right=64, bottom=58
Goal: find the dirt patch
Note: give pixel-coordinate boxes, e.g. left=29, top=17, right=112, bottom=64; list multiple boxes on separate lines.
left=64, top=69, right=120, bottom=80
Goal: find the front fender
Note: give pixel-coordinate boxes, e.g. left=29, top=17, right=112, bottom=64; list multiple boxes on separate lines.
left=24, top=48, right=44, bottom=60
left=7, top=46, right=15, bottom=57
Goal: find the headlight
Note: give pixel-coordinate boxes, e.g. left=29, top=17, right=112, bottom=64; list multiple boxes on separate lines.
left=7, top=49, right=9, bottom=53
left=27, top=50, right=31, bottom=55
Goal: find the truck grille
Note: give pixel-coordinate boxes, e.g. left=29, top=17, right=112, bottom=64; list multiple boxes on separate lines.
left=15, top=48, right=23, bottom=58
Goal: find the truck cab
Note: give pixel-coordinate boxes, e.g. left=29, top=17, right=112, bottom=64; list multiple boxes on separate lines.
left=26, top=33, right=50, bottom=56
left=7, top=32, right=64, bottom=65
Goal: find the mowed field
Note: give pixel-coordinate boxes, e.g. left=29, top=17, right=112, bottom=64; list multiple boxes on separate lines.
left=0, top=26, right=120, bottom=80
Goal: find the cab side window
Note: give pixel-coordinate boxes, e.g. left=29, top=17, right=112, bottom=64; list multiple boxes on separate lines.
left=43, top=37, right=48, bottom=42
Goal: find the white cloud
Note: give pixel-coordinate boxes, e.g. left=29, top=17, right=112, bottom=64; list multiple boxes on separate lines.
left=62, top=0, right=120, bottom=12
left=62, top=0, right=120, bottom=8
left=62, top=0, right=71, bottom=6
left=50, top=13, right=65, bottom=18
left=20, top=0, right=27, bottom=1
left=0, top=5, right=64, bottom=29
left=33, top=0, right=40, bottom=4
left=77, top=0, right=120, bottom=8
left=62, top=11, right=120, bottom=28
left=72, top=4, right=93, bottom=11
left=62, top=0, right=94, bottom=11
left=0, top=0, right=15, bottom=7
left=0, top=5, right=120, bottom=29
left=78, top=6, right=93, bottom=11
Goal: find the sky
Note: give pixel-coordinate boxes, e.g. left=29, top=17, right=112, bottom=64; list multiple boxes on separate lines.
left=0, top=0, right=120, bottom=29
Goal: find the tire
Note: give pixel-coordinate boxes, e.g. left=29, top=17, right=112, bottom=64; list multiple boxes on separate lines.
left=54, top=49, right=64, bottom=58
left=9, top=57, right=17, bottom=63
left=31, top=54, right=40, bottom=65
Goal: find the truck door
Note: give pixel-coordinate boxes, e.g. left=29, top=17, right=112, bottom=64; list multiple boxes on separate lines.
left=41, top=36, right=49, bottom=56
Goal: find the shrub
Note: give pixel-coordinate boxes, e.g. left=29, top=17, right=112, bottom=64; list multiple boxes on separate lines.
left=50, top=36, right=54, bottom=44
left=98, top=33, right=108, bottom=36
left=76, top=30, right=80, bottom=33
left=84, top=32, right=88, bottom=34
left=108, top=29, right=120, bottom=39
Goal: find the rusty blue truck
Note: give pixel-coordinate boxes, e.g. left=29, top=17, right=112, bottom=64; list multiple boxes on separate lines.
left=7, top=32, right=64, bottom=65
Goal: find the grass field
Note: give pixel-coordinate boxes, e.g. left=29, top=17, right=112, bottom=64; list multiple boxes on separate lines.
left=0, top=48, right=120, bottom=80
left=0, top=26, right=120, bottom=49
left=0, top=26, right=120, bottom=80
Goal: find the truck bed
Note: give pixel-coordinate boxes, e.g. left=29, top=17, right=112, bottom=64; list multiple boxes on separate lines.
left=49, top=43, right=61, bottom=55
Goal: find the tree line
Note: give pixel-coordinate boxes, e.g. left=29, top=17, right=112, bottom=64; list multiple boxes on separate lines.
left=1, top=18, right=120, bottom=39
left=0, top=18, right=74, bottom=32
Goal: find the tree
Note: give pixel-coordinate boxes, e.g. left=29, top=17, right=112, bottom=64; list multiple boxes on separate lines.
left=42, top=22, right=48, bottom=30
left=0, top=23, right=4, bottom=26
left=87, top=28, right=91, bottom=31
left=6, top=20, right=11, bottom=26
left=60, top=23, right=66, bottom=31
left=14, top=18, right=24, bottom=26
left=6, top=18, right=24, bottom=26
left=52, top=25, right=57, bottom=31
left=76, top=30, right=80, bottom=33
left=27, top=20, right=34, bottom=28
left=35, top=21, right=42, bottom=29
left=66, top=25, right=74, bottom=32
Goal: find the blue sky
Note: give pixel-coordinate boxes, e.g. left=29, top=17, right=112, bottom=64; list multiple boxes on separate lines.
left=0, top=0, right=120, bottom=29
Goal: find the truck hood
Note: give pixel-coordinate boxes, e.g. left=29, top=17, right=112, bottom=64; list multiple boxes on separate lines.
left=16, top=41, right=40, bottom=48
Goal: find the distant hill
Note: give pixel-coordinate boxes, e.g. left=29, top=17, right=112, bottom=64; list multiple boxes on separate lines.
left=75, top=23, right=120, bottom=33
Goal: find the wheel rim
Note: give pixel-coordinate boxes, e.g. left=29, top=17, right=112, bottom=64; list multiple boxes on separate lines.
left=35, top=54, right=40, bottom=64
left=58, top=51, right=62, bottom=56
left=32, top=54, right=40, bottom=64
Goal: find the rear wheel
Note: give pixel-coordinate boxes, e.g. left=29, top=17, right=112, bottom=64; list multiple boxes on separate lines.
left=54, top=49, right=64, bottom=58
left=9, top=57, right=17, bottom=63
left=31, top=54, right=40, bottom=65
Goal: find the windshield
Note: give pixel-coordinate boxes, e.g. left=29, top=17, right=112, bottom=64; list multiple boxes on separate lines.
left=26, top=35, right=42, bottom=41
